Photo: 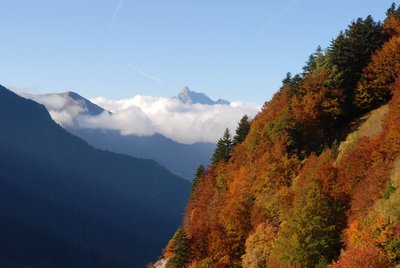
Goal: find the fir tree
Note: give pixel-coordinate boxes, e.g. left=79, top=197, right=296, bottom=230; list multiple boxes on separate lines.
left=233, top=115, right=250, bottom=146
left=282, top=72, right=302, bottom=99
left=302, top=46, right=324, bottom=75
left=212, top=128, right=233, bottom=164
left=387, top=3, right=400, bottom=18
left=166, top=228, right=190, bottom=268
left=191, top=164, right=205, bottom=192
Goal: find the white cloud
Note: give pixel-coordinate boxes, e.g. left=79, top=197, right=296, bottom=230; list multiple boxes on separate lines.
left=14, top=89, right=261, bottom=144
left=78, top=105, right=156, bottom=137
left=89, top=95, right=261, bottom=144
left=16, top=91, right=87, bottom=126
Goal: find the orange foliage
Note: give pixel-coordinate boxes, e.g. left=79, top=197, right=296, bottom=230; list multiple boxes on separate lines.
left=242, top=223, right=278, bottom=267
left=181, top=87, right=304, bottom=266
left=290, top=68, right=345, bottom=153
left=334, top=97, right=400, bottom=222
left=355, top=35, right=400, bottom=109
left=328, top=247, right=391, bottom=268
left=291, top=68, right=344, bottom=123
left=173, top=14, right=400, bottom=267
left=383, top=15, right=400, bottom=38
left=181, top=78, right=400, bottom=267
left=331, top=81, right=400, bottom=265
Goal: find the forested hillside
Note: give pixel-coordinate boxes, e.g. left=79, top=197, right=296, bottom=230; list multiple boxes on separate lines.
left=161, top=3, right=400, bottom=267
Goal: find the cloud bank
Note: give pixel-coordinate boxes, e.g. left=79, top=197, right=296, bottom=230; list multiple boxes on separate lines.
left=17, top=90, right=261, bottom=144
left=88, top=95, right=261, bottom=144
left=16, top=91, right=87, bottom=127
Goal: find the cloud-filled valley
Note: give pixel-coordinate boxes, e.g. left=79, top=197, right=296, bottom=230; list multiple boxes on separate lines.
left=17, top=90, right=261, bottom=144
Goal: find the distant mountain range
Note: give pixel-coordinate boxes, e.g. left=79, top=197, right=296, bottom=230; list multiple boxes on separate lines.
left=0, top=84, right=190, bottom=267
left=21, top=88, right=220, bottom=180
left=68, top=128, right=215, bottom=181
left=174, top=86, right=230, bottom=105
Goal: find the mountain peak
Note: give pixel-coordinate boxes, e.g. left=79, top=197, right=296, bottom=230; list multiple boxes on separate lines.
left=174, top=87, right=229, bottom=105
left=180, top=86, right=191, bottom=94
left=37, top=91, right=108, bottom=117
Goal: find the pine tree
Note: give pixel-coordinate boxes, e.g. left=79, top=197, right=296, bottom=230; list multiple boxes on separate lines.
left=282, top=72, right=302, bottom=99
left=302, top=46, right=324, bottom=75
left=233, top=115, right=250, bottom=146
left=211, top=128, right=232, bottom=164
left=387, top=3, right=400, bottom=18
left=191, top=165, right=205, bottom=192
left=166, top=228, right=190, bottom=268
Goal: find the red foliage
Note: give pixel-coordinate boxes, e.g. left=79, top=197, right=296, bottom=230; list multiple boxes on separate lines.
left=291, top=68, right=344, bottom=123
left=328, top=247, right=391, bottom=268
left=173, top=18, right=400, bottom=267
left=355, top=35, right=400, bottom=109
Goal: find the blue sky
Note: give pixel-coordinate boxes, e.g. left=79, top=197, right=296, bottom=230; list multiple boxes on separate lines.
left=0, top=0, right=394, bottom=103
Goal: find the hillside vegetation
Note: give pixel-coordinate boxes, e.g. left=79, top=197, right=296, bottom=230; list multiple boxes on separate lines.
left=161, top=3, right=400, bottom=267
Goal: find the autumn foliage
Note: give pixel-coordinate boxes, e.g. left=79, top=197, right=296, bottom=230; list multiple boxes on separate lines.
left=160, top=4, right=400, bottom=268
left=355, top=35, right=400, bottom=110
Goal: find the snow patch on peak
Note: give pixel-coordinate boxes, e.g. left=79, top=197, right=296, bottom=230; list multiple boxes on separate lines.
left=174, top=86, right=230, bottom=105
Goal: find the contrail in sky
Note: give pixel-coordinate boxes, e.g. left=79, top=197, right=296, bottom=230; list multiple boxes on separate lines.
left=259, top=0, right=300, bottom=33
left=110, top=0, right=125, bottom=30
left=128, top=63, right=164, bottom=84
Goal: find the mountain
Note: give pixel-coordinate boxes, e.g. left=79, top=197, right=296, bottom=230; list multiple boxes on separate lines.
left=63, top=91, right=109, bottom=116
left=22, top=91, right=215, bottom=181
left=0, top=85, right=190, bottom=267
left=159, top=8, right=400, bottom=267
left=21, top=91, right=110, bottom=127
left=174, top=86, right=230, bottom=105
left=68, top=128, right=215, bottom=181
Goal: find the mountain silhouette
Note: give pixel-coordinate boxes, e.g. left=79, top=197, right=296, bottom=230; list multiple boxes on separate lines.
left=0, top=84, right=190, bottom=267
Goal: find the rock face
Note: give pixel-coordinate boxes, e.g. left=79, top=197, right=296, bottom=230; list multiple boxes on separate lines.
left=153, top=259, right=168, bottom=268
left=174, top=86, right=230, bottom=105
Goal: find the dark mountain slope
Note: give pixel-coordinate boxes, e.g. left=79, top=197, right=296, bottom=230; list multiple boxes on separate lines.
left=0, top=85, right=190, bottom=267
left=23, top=90, right=215, bottom=180
left=68, top=128, right=215, bottom=181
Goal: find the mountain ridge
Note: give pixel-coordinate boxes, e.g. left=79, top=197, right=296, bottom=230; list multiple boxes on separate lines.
left=19, top=89, right=216, bottom=180
left=0, top=84, right=190, bottom=267
left=174, top=86, right=230, bottom=105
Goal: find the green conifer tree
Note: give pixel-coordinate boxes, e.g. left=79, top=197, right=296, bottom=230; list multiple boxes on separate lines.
left=328, top=15, right=384, bottom=114
left=191, top=164, right=205, bottom=192
left=233, top=115, right=250, bottom=146
left=387, top=2, right=400, bottom=18
left=282, top=72, right=302, bottom=99
left=211, top=128, right=232, bottom=164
